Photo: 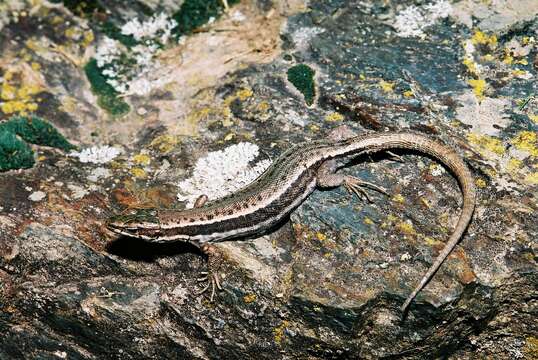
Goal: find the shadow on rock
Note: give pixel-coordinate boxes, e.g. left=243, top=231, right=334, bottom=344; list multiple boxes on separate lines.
left=106, top=235, right=202, bottom=262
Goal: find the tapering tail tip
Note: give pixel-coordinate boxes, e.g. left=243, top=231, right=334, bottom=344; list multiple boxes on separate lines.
left=400, top=296, right=413, bottom=314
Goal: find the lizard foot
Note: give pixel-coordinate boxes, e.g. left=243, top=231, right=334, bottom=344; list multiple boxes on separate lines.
left=195, top=244, right=224, bottom=302
left=343, top=176, right=388, bottom=203
left=386, top=150, right=405, bottom=163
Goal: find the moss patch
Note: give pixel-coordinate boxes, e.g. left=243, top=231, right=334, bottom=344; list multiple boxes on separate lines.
left=0, top=130, right=34, bottom=171
left=172, top=0, right=240, bottom=36
left=287, top=64, right=316, bottom=106
left=0, top=116, right=75, bottom=172
left=84, top=59, right=130, bottom=116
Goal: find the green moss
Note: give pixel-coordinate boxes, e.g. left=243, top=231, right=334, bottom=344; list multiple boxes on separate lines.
left=0, top=116, right=76, bottom=172
left=84, top=59, right=130, bottom=116
left=172, top=0, right=240, bottom=36
left=287, top=64, right=316, bottom=106
left=1, top=116, right=76, bottom=151
left=0, top=129, right=35, bottom=171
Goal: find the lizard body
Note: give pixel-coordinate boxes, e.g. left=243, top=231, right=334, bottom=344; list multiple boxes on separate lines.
left=108, top=131, right=476, bottom=312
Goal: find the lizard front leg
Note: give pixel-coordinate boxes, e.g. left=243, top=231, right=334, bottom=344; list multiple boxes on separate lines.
left=195, top=243, right=224, bottom=302
left=189, top=194, right=225, bottom=301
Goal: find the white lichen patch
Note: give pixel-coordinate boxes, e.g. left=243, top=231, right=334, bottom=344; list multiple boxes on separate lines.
left=94, top=13, right=177, bottom=96
left=393, top=0, right=452, bottom=38
left=70, top=146, right=121, bottom=164
left=121, top=13, right=177, bottom=44
left=28, top=191, right=46, bottom=202
left=455, top=92, right=510, bottom=136
left=177, top=142, right=272, bottom=208
left=230, top=10, right=246, bottom=22
left=67, top=184, right=89, bottom=200
left=291, top=27, right=324, bottom=51
left=88, top=167, right=112, bottom=182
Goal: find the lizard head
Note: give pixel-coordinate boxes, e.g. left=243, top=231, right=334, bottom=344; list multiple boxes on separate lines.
left=106, top=209, right=161, bottom=240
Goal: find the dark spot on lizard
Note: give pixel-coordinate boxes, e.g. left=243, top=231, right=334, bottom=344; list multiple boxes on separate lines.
left=207, top=214, right=214, bottom=220
left=227, top=210, right=234, bottom=215
left=257, top=195, right=263, bottom=201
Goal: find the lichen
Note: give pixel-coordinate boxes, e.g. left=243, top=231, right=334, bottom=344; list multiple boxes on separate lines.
left=69, top=145, right=121, bottom=164
left=467, top=133, right=505, bottom=156
left=511, top=131, right=538, bottom=157
left=176, top=142, right=272, bottom=208
left=324, top=112, right=344, bottom=122
left=0, top=69, right=41, bottom=116
left=287, top=64, right=316, bottom=106
left=467, top=78, right=487, bottom=100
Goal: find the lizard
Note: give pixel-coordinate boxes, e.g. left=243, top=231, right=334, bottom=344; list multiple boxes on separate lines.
left=107, top=129, right=476, bottom=313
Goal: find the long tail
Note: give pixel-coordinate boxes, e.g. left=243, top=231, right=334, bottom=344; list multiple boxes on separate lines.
left=348, top=132, right=476, bottom=313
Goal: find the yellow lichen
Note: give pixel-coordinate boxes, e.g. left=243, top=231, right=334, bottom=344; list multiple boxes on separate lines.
left=257, top=101, right=270, bottom=112
left=149, top=134, right=179, bottom=153
left=236, top=88, right=253, bottom=101
left=511, top=131, right=538, bottom=157
left=471, top=30, right=497, bottom=47
left=462, top=58, right=478, bottom=75
left=524, top=336, right=538, bottom=358
left=397, top=221, right=415, bottom=235
left=512, top=69, right=528, bottom=77
left=132, top=153, right=151, bottom=166
left=524, top=172, right=538, bottom=184
left=324, top=112, right=344, bottom=122
left=364, top=217, right=374, bottom=225
left=403, top=90, right=414, bottom=97
left=82, top=30, right=94, bottom=47
left=507, top=158, right=523, bottom=172
left=379, top=80, right=395, bottom=93
left=475, top=178, right=487, bottom=188
left=467, top=133, right=505, bottom=156
left=224, top=132, right=235, bottom=141
left=529, top=114, right=538, bottom=124
left=424, top=236, right=442, bottom=246
left=243, top=294, right=256, bottom=303
left=316, top=232, right=327, bottom=241
left=273, top=321, right=289, bottom=344
left=467, top=78, right=487, bottom=100
left=502, top=53, right=514, bottom=65
left=0, top=69, right=42, bottom=115
left=392, top=194, right=405, bottom=203
left=131, top=168, right=146, bottom=178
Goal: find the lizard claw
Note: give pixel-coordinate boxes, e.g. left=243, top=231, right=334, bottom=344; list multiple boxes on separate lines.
left=195, top=244, right=224, bottom=302
left=343, top=176, right=388, bottom=203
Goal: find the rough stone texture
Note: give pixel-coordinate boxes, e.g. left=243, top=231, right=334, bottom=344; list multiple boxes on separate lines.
left=1, top=0, right=537, bottom=359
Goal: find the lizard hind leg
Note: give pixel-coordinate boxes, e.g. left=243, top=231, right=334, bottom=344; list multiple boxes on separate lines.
left=317, top=160, right=388, bottom=202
